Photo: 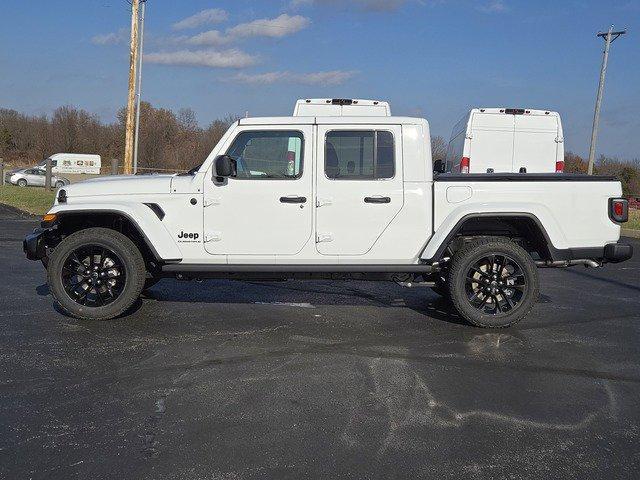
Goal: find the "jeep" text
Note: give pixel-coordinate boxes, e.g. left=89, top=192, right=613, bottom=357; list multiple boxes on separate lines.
left=178, top=231, right=199, bottom=240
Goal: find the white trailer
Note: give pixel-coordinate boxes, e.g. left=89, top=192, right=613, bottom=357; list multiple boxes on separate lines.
left=39, top=154, right=101, bottom=175
left=445, top=108, right=564, bottom=174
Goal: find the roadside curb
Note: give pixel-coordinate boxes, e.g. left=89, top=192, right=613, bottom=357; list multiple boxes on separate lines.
left=622, top=229, right=640, bottom=239
left=0, top=203, right=39, bottom=219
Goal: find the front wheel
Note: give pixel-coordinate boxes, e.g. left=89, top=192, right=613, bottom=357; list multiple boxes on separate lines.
left=447, top=238, right=539, bottom=328
left=47, top=227, right=146, bottom=320
left=17, top=179, right=27, bottom=187
left=55, top=181, right=65, bottom=188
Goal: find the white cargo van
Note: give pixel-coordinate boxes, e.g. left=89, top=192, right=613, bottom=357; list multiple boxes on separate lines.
left=39, top=153, right=101, bottom=175
left=445, top=108, right=564, bottom=174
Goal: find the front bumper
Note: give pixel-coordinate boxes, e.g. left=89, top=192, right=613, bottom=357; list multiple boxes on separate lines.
left=604, top=242, right=633, bottom=263
left=23, top=229, right=47, bottom=260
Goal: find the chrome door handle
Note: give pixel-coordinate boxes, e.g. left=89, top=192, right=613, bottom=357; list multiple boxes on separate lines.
left=280, top=196, right=307, bottom=204
left=364, top=196, right=391, bottom=204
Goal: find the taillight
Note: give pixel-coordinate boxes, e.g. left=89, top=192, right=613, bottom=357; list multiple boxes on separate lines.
left=555, top=161, right=564, bottom=173
left=460, top=156, right=470, bottom=174
left=609, top=198, right=629, bottom=223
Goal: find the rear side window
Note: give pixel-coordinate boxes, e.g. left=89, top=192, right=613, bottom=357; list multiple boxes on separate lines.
left=325, top=130, right=395, bottom=179
left=226, top=130, right=304, bottom=179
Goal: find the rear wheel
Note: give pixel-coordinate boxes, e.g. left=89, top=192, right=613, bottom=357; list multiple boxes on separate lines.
left=47, top=227, right=146, bottom=320
left=447, top=237, right=539, bottom=328
left=17, top=179, right=27, bottom=187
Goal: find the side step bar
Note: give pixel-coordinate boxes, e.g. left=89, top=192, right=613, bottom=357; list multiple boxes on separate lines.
left=161, top=264, right=436, bottom=274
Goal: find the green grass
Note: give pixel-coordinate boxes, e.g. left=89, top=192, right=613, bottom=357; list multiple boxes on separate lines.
left=0, top=184, right=55, bottom=215
left=628, top=209, right=640, bottom=231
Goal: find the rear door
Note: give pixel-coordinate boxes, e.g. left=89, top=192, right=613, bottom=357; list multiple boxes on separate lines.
left=315, top=125, right=403, bottom=256
left=469, top=113, right=514, bottom=173
left=512, top=114, right=559, bottom=173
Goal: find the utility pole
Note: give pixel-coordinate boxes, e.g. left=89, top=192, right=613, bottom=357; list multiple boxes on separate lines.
left=587, top=25, right=626, bottom=175
left=133, top=0, right=147, bottom=175
left=123, top=0, right=140, bottom=175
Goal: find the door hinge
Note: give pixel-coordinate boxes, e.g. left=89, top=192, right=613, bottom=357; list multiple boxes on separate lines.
left=204, top=197, right=221, bottom=207
left=204, top=232, right=222, bottom=243
left=316, top=197, right=333, bottom=207
left=316, top=233, right=333, bottom=243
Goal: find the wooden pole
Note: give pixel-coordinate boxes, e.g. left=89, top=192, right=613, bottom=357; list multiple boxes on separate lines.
left=45, top=158, right=53, bottom=191
left=111, top=158, right=119, bottom=175
left=123, top=0, right=140, bottom=175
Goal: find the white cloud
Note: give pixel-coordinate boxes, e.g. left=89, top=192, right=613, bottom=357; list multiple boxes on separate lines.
left=146, top=49, right=258, bottom=69
left=227, top=14, right=311, bottom=39
left=172, top=8, right=229, bottom=31
left=91, top=28, right=129, bottom=45
left=163, top=14, right=311, bottom=48
left=185, top=30, right=231, bottom=46
left=477, top=0, right=508, bottom=13
left=231, top=70, right=356, bottom=85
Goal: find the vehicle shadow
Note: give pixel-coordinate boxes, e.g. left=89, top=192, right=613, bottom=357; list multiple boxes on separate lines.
left=140, top=278, right=469, bottom=326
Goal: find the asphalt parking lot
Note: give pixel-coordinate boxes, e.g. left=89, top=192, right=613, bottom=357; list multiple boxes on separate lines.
left=1, top=205, right=639, bottom=479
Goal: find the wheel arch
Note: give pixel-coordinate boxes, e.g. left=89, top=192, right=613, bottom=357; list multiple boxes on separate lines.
left=47, top=205, right=182, bottom=265
left=421, top=212, right=561, bottom=262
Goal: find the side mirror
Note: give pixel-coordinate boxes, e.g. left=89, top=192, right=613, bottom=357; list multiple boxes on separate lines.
left=214, top=155, right=237, bottom=179
left=433, top=159, right=446, bottom=174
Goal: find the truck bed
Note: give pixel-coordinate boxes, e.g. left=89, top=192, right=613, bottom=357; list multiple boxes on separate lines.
left=430, top=173, right=622, bottom=254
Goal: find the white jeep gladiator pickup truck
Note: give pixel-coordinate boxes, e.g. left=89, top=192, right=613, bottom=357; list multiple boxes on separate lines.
left=24, top=99, right=633, bottom=328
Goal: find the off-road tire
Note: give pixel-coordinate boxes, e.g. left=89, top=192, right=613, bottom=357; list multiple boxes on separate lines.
left=447, top=237, right=539, bottom=328
left=47, top=227, right=146, bottom=320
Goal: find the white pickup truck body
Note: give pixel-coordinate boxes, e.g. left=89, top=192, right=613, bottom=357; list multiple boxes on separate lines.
left=24, top=99, right=633, bottom=327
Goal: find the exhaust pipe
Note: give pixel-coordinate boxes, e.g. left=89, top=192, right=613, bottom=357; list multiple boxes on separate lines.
left=535, top=259, right=601, bottom=268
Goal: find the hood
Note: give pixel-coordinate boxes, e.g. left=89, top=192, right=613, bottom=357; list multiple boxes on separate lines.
left=63, top=174, right=175, bottom=197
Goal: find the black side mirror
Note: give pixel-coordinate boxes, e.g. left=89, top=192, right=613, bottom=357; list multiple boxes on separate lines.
left=433, top=159, right=446, bottom=174
left=214, top=155, right=237, bottom=179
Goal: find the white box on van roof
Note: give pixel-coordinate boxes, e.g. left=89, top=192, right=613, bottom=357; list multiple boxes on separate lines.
left=293, top=98, right=391, bottom=117
left=445, top=108, right=564, bottom=174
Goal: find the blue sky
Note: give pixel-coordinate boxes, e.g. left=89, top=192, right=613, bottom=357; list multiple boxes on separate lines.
left=0, top=0, right=638, bottom=159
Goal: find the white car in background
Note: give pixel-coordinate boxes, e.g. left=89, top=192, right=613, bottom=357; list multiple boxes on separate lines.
left=9, top=168, right=69, bottom=188
left=445, top=108, right=565, bottom=174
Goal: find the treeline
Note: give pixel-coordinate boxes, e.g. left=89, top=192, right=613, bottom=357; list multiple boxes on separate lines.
left=0, top=103, right=237, bottom=172
left=1, top=104, right=638, bottom=194
left=565, top=152, right=640, bottom=195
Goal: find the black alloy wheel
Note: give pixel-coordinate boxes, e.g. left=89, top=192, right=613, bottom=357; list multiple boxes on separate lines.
left=61, top=245, right=126, bottom=307
left=464, top=254, right=525, bottom=315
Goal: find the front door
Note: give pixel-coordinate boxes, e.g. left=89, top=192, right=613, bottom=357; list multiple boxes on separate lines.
left=315, top=125, right=404, bottom=256
left=203, top=126, right=313, bottom=256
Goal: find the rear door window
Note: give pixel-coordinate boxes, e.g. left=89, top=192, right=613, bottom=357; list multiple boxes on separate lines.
left=325, top=130, right=395, bottom=179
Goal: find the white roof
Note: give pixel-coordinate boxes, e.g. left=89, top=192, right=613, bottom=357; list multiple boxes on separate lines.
left=238, top=116, right=426, bottom=126
left=472, top=107, right=559, bottom=116
left=293, top=98, right=391, bottom=117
